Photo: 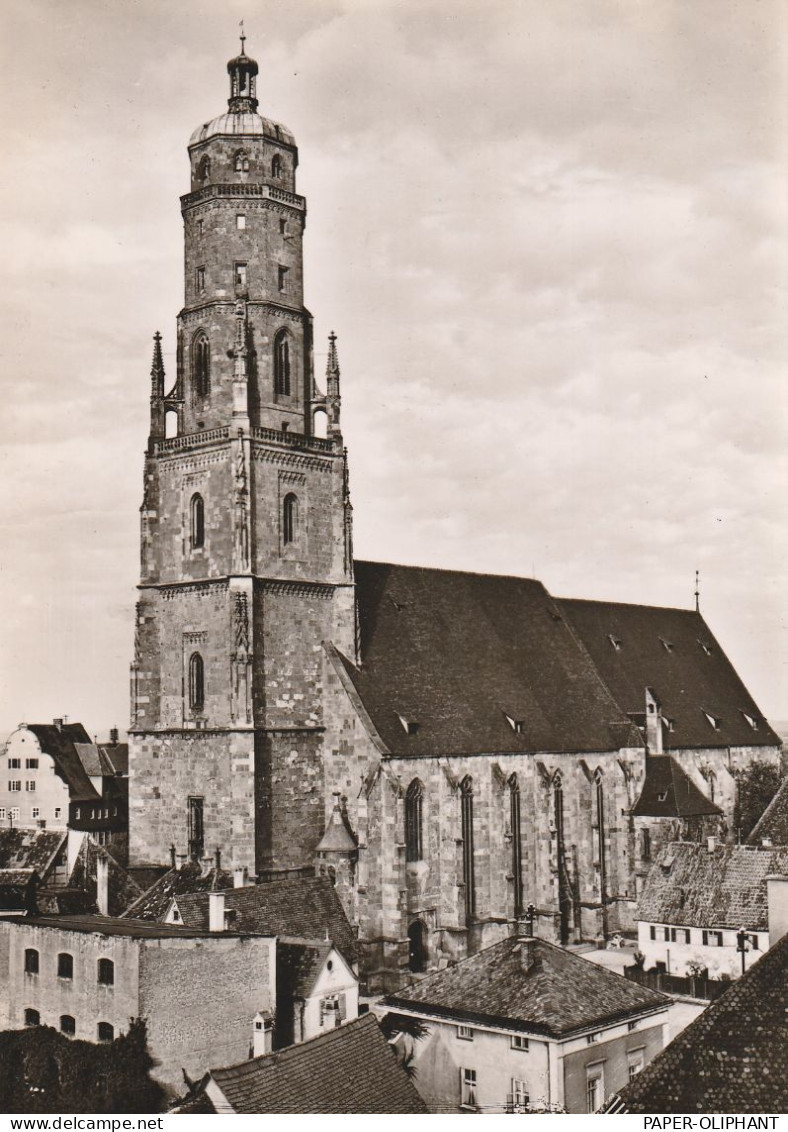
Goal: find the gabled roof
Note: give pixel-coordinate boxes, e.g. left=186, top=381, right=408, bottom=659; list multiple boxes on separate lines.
left=632, top=755, right=721, bottom=818
left=0, top=828, right=66, bottom=877
left=25, top=723, right=101, bottom=801
left=67, top=838, right=143, bottom=918
left=172, top=876, right=357, bottom=962
left=606, top=931, right=788, bottom=1113
left=277, top=938, right=334, bottom=999
left=637, top=842, right=788, bottom=931
left=120, top=861, right=233, bottom=921
left=560, top=600, right=779, bottom=750
left=100, top=742, right=128, bottom=776
left=340, top=562, right=641, bottom=757
left=385, top=935, right=667, bottom=1039
left=748, top=776, right=788, bottom=847
left=207, top=1014, right=428, bottom=1114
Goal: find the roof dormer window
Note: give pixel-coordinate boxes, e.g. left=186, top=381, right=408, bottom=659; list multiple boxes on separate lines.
left=702, top=710, right=721, bottom=731
left=397, top=714, right=419, bottom=735
left=741, top=711, right=758, bottom=730
left=607, top=634, right=622, bottom=651
left=698, top=640, right=712, bottom=656
left=504, top=714, right=524, bottom=734
left=659, top=638, right=674, bottom=653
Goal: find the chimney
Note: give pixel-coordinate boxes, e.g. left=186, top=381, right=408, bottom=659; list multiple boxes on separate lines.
left=96, top=853, right=109, bottom=916
left=214, top=846, right=222, bottom=874
left=233, top=866, right=248, bottom=889
left=208, top=890, right=226, bottom=932
left=53, top=718, right=64, bottom=731
left=518, top=939, right=538, bottom=973
left=109, top=727, right=119, bottom=746
left=644, top=688, right=663, bottom=755
left=766, top=874, right=788, bottom=945
left=170, top=844, right=177, bottom=869
left=252, top=1013, right=273, bottom=1057
left=201, top=856, right=213, bottom=877
left=707, top=836, right=716, bottom=853
left=176, top=852, right=188, bottom=870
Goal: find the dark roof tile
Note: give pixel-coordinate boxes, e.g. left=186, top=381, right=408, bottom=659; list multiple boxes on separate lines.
left=632, top=755, right=721, bottom=818
left=748, top=776, right=788, bottom=846
left=0, top=828, right=66, bottom=876
left=121, top=862, right=233, bottom=921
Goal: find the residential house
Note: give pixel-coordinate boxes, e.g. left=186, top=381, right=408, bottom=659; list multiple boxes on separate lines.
left=2, top=723, right=128, bottom=861
left=637, top=841, right=788, bottom=978
left=178, top=1013, right=428, bottom=1114
left=382, top=934, right=669, bottom=1114
left=275, top=936, right=358, bottom=1047
left=0, top=913, right=275, bottom=1098
left=606, top=890, right=788, bottom=1113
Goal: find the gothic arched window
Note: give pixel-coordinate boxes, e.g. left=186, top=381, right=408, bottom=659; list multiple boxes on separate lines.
left=460, top=776, right=475, bottom=922
left=190, top=494, right=205, bottom=549
left=234, top=149, right=250, bottom=173
left=594, top=769, right=607, bottom=904
left=274, top=330, right=291, bottom=396
left=405, top=779, right=423, bottom=862
left=271, top=154, right=282, bottom=179
left=189, top=653, right=205, bottom=712
left=192, top=333, right=210, bottom=399
left=509, top=774, right=523, bottom=919
left=283, top=494, right=298, bottom=545
left=197, top=156, right=211, bottom=183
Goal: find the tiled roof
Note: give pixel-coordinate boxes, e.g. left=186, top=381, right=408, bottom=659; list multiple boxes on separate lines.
left=560, top=600, right=780, bottom=750
left=13, top=913, right=241, bottom=939
left=25, top=723, right=101, bottom=801
left=101, top=742, right=128, bottom=775
left=0, top=828, right=66, bottom=877
left=341, top=562, right=641, bottom=757
left=632, top=755, right=721, bottom=818
left=637, top=842, right=788, bottom=930
left=173, top=876, right=357, bottom=962
left=208, top=1014, right=428, bottom=1113
left=386, top=935, right=667, bottom=1038
left=67, top=838, right=143, bottom=918
left=277, top=938, right=332, bottom=999
left=121, top=862, right=233, bottom=921
left=606, top=931, right=788, bottom=1113
left=748, top=777, right=788, bottom=846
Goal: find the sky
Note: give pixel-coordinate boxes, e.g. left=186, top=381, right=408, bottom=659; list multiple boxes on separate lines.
left=0, top=0, right=786, bottom=737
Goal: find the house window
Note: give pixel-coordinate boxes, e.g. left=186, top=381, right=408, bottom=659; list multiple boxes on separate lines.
left=24, top=1009, right=40, bottom=1027
left=24, top=949, right=39, bottom=975
left=0, top=809, right=5, bottom=820
left=586, top=1032, right=600, bottom=1045
left=278, top=265, right=288, bottom=292
left=31, top=808, right=40, bottom=819
left=649, top=925, right=656, bottom=941
left=192, top=332, right=210, bottom=398
left=54, top=808, right=61, bottom=819
left=97, top=1022, right=114, bottom=1043
left=60, top=1015, right=76, bottom=1036
left=274, top=330, right=291, bottom=396
left=282, top=493, right=298, bottom=546
left=460, top=776, right=475, bottom=923
left=457, top=1025, right=474, bottom=1041
left=461, top=1068, right=477, bottom=1109
left=188, top=796, right=204, bottom=862
left=8, top=758, right=21, bottom=769
left=26, top=780, right=36, bottom=792
left=236, top=214, right=246, bottom=229
left=190, top=494, right=205, bottom=549
left=702, top=930, right=723, bottom=947
left=195, top=266, right=205, bottom=293
left=510, top=1035, right=529, bottom=1051
left=642, top=828, right=651, bottom=862
left=749, top=933, right=760, bottom=951
left=586, top=1070, right=603, bottom=1113
left=510, top=1078, right=529, bottom=1112
left=97, top=958, right=114, bottom=986
left=234, top=150, right=250, bottom=173
left=57, top=953, right=73, bottom=980
left=319, top=994, right=346, bottom=1027
left=235, top=262, right=248, bottom=288
left=188, top=652, right=205, bottom=712
left=10, top=808, right=19, bottom=821
left=509, top=774, right=523, bottom=919
left=627, top=1049, right=645, bottom=1080
left=271, top=154, right=282, bottom=178
left=25, top=759, right=38, bottom=769
left=8, top=781, right=21, bottom=792
left=405, top=779, right=423, bottom=862
left=627, top=1020, right=638, bottom=1032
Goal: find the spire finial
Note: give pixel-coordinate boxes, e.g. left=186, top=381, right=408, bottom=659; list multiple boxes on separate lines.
left=150, top=331, right=165, bottom=397
left=239, top=19, right=245, bottom=54
left=694, top=569, right=700, bottom=613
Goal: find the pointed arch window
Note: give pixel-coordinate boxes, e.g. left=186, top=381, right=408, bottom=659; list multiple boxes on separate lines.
left=197, top=156, right=211, bottom=183
left=274, top=330, right=291, bottom=396
left=192, top=333, right=210, bottom=399
left=283, top=494, right=298, bottom=546
left=271, top=154, right=282, bottom=179
left=509, top=774, right=523, bottom=919
left=234, top=149, right=250, bottom=173
left=594, top=769, right=607, bottom=912
left=189, top=653, right=205, bottom=713
left=460, top=776, right=475, bottom=923
left=405, top=779, right=423, bottom=862
left=190, top=494, right=205, bottom=549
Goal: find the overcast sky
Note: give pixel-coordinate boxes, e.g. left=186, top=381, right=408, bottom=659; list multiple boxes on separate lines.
left=0, top=0, right=786, bottom=737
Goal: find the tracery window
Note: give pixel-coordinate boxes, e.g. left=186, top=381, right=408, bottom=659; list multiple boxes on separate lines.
left=274, top=330, right=291, bottom=396
left=405, top=779, right=423, bottom=862
left=192, top=332, right=210, bottom=399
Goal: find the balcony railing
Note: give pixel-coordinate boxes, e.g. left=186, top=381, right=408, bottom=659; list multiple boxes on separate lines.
left=155, top=426, right=229, bottom=452
left=181, top=183, right=306, bottom=211
left=251, top=426, right=335, bottom=453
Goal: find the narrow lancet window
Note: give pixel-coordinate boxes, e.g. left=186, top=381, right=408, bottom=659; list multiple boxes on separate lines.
left=274, top=330, right=291, bottom=396
left=460, top=776, right=475, bottom=922
left=283, top=494, right=298, bottom=545
left=190, top=494, right=205, bottom=549
left=405, top=779, right=423, bottom=861
left=189, top=652, right=205, bottom=712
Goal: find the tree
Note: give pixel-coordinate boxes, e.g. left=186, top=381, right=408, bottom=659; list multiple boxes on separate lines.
left=734, top=762, right=782, bottom=841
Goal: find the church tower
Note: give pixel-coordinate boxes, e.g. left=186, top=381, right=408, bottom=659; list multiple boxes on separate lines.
left=128, top=41, right=356, bottom=875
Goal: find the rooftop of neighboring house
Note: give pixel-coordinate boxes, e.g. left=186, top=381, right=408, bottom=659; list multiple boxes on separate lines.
left=637, top=841, right=788, bottom=931
left=560, top=598, right=779, bottom=750
left=171, top=875, right=358, bottom=963
left=276, top=937, right=345, bottom=999
left=2, top=913, right=249, bottom=940
left=22, top=723, right=100, bottom=802
left=334, top=562, right=777, bottom=759
left=0, top=828, right=66, bottom=877
left=605, top=931, right=788, bottom=1113
left=73, top=741, right=128, bottom=779
left=748, top=776, right=788, bottom=847
left=385, top=935, right=668, bottom=1039
left=632, top=755, right=721, bottom=818
left=120, top=859, right=233, bottom=921
left=202, top=1013, right=428, bottom=1114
